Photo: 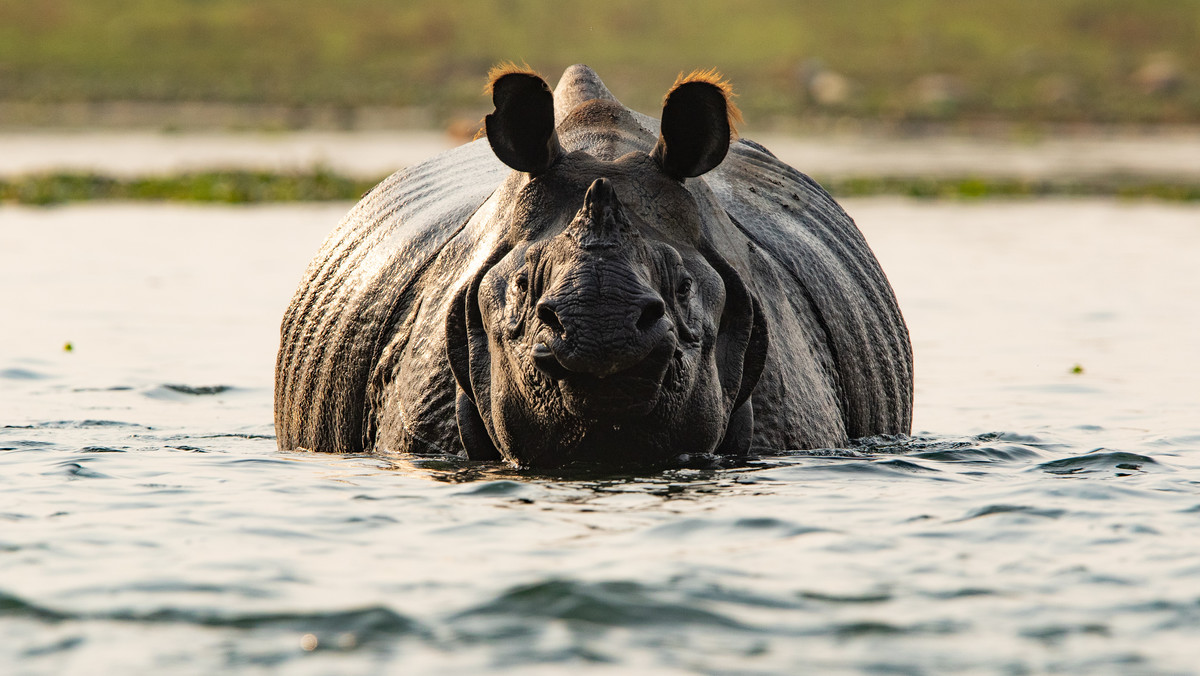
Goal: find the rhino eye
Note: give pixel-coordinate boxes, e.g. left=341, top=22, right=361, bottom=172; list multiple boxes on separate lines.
left=675, top=277, right=693, bottom=302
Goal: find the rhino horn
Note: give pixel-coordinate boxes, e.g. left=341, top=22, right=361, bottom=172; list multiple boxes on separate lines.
left=566, top=178, right=636, bottom=250
left=553, top=64, right=620, bottom=125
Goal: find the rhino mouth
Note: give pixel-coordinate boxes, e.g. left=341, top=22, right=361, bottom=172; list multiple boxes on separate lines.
left=532, top=338, right=676, bottom=418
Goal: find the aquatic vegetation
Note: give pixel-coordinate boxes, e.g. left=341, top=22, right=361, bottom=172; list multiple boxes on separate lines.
left=3, top=171, right=1198, bottom=205
left=0, top=170, right=377, bottom=205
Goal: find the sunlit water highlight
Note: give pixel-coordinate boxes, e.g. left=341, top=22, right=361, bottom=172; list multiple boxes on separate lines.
left=2, top=200, right=1199, bottom=675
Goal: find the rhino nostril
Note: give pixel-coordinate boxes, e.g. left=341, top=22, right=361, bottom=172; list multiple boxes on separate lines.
left=637, top=297, right=666, bottom=332
left=536, top=300, right=563, bottom=334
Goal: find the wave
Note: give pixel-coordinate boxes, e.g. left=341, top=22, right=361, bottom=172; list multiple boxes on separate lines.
left=0, top=588, right=421, bottom=642
left=455, top=578, right=744, bottom=629
left=1035, top=450, right=1164, bottom=476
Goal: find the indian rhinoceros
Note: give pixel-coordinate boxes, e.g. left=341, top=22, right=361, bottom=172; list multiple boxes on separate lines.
left=274, top=64, right=912, bottom=468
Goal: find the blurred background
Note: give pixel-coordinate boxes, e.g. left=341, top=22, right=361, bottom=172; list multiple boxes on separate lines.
left=0, top=0, right=1197, bottom=201
left=3, top=5, right=1200, bottom=673
left=2, top=0, right=1197, bottom=129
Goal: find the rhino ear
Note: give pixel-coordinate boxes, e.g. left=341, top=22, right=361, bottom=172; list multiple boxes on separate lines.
left=485, top=66, right=563, bottom=176
left=651, top=70, right=742, bottom=179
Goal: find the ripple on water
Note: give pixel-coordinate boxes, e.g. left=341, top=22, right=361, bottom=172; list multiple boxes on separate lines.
left=647, top=516, right=829, bottom=540
left=1020, top=623, right=1111, bottom=645
left=0, top=439, right=56, bottom=451
left=1147, top=432, right=1200, bottom=449
left=453, top=480, right=530, bottom=498
left=0, top=590, right=70, bottom=622
left=78, top=446, right=127, bottom=453
left=797, top=590, right=893, bottom=604
left=0, top=368, right=51, bottom=380
left=144, top=384, right=237, bottom=400
left=455, top=579, right=744, bottom=630
left=823, top=618, right=966, bottom=639
left=41, top=420, right=144, bottom=429
left=954, top=504, right=1067, bottom=522
left=912, top=444, right=1043, bottom=463
left=21, top=636, right=84, bottom=659
left=1, top=584, right=421, bottom=647
left=756, top=456, right=956, bottom=481
left=114, top=605, right=421, bottom=639
left=46, top=461, right=114, bottom=480
left=1034, top=450, right=1165, bottom=476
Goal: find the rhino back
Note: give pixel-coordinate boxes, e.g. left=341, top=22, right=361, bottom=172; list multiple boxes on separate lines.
left=704, top=139, right=914, bottom=439
left=274, top=139, right=507, bottom=453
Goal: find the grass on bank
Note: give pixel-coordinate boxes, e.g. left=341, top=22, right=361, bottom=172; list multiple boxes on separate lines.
left=0, top=171, right=378, bottom=205
left=0, top=0, right=1198, bottom=127
left=3, top=171, right=1197, bottom=206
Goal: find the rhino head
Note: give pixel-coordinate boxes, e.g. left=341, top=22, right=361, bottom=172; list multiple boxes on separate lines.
left=446, top=68, right=766, bottom=468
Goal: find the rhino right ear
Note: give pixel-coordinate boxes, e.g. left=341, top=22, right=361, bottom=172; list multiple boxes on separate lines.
left=485, top=66, right=563, bottom=176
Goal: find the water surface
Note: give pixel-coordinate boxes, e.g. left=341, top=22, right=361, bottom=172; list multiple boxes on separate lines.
left=4, top=130, right=1200, bottom=180
left=2, top=199, right=1199, bottom=675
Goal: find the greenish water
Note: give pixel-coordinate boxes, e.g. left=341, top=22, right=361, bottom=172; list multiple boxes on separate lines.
left=2, top=200, right=1199, bottom=674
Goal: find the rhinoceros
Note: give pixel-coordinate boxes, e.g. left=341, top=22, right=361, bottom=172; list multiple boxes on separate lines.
left=274, top=64, right=912, bottom=468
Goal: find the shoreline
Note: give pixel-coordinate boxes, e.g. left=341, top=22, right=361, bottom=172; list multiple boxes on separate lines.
left=3, top=128, right=1199, bottom=204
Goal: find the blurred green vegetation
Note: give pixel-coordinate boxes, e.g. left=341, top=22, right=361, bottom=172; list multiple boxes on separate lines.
left=0, top=170, right=377, bottom=205
left=3, top=171, right=1196, bottom=205
left=823, top=175, right=1200, bottom=200
left=0, top=0, right=1197, bottom=127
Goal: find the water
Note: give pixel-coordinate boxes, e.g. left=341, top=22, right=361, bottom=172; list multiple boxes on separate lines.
left=2, top=199, right=1199, bottom=675
left=5, top=129, right=1200, bottom=180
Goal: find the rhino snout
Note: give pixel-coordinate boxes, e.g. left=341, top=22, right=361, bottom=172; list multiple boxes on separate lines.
left=533, top=291, right=671, bottom=378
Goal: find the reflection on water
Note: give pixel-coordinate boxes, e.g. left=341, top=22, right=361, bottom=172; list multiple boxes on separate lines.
left=2, top=200, right=1199, bottom=674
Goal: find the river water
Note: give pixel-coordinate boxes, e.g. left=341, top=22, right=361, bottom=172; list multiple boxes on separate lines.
left=4, top=129, right=1200, bottom=180
left=2, top=199, right=1199, bottom=675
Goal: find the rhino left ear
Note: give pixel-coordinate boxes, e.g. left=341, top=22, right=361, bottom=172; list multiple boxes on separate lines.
left=485, top=66, right=563, bottom=176
left=651, top=70, right=742, bottom=179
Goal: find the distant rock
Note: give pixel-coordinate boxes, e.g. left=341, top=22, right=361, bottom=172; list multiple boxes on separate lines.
left=796, top=59, right=853, bottom=107
left=911, top=74, right=965, bottom=113
left=1036, top=74, right=1078, bottom=106
left=1134, top=53, right=1184, bottom=96
left=809, top=70, right=853, bottom=107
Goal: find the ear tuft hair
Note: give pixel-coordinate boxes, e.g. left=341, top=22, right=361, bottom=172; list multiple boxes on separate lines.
left=667, top=69, right=743, bottom=138
left=486, top=61, right=542, bottom=94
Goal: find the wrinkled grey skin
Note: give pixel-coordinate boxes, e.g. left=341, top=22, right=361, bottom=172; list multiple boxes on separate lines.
left=275, top=65, right=912, bottom=468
